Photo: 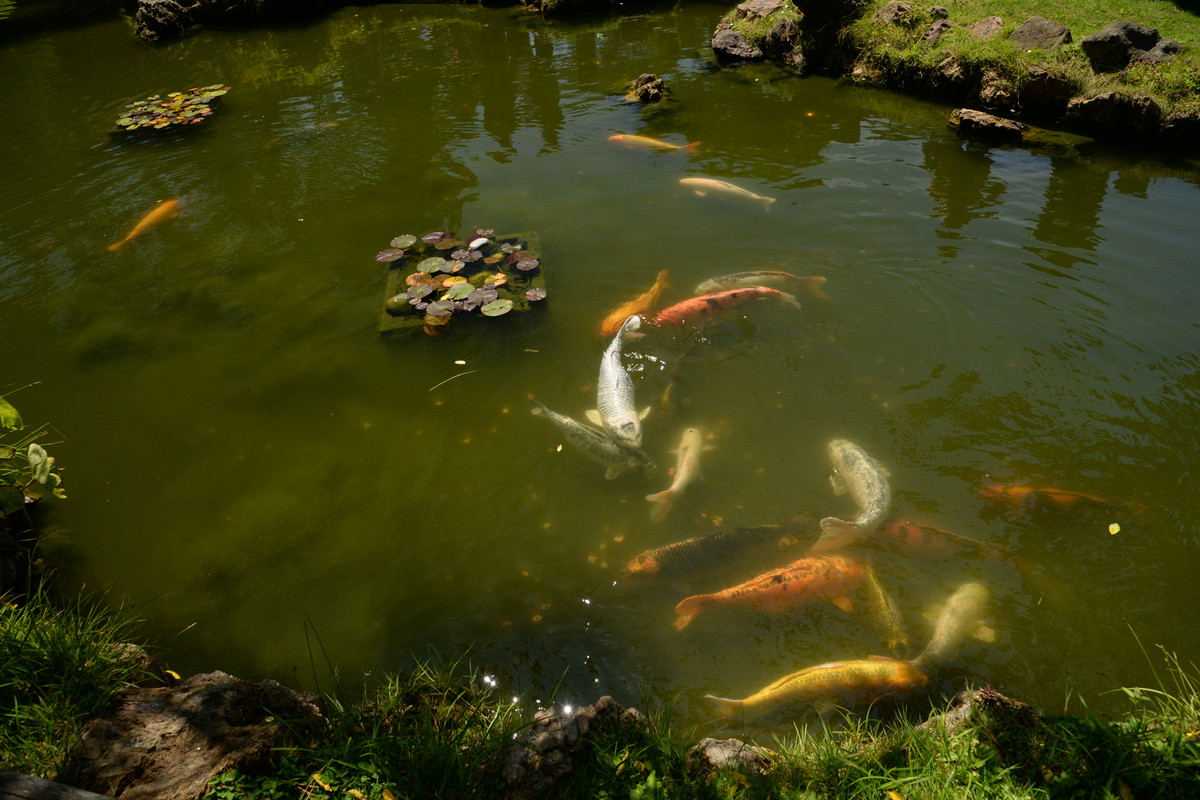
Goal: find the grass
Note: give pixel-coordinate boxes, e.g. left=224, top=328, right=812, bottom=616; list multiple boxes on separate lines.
left=842, top=0, right=1200, bottom=116
left=3, top=581, right=1197, bottom=799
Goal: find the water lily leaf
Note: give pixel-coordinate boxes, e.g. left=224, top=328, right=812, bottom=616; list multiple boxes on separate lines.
left=116, top=117, right=134, bottom=127
left=413, top=301, right=430, bottom=311
left=500, top=242, right=522, bottom=254
left=442, top=275, right=468, bottom=287
left=526, top=287, right=547, bottom=301
left=488, top=272, right=508, bottom=287
left=376, top=248, right=406, bottom=262
left=468, top=287, right=498, bottom=305
left=481, top=299, right=514, bottom=317
left=422, top=231, right=453, bottom=244
left=515, top=258, right=540, bottom=272
left=0, top=486, right=24, bottom=515
left=451, top=249, right=482, bottom=262
left=28, top=442, right=50, bottom=484
left=423, top=312, right=452, bottom=327
left=483, top=253, right=504, bottom=265
left=426, top=299, right=454, bottom=317
left=475, top=227, right=494, bottom=237
left=448, top=259, right=467, bottom=273
left=418, top=256, right=447, bottom=274
left=391, top=234, right=417, bottom=249
left=443, top=283, right=473, bottom=301
left=406, top=284, right=434, bottom=300
left=405, top=272, right=436, bottom=287
left=433, top=239, right=463, bottom=251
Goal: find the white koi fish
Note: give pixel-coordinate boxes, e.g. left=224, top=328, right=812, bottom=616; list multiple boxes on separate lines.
left=680, top=177, right=776, bottom=211
left=586, top=315, right=649, bottom=449
left=645, top=427, right=706, bottom=522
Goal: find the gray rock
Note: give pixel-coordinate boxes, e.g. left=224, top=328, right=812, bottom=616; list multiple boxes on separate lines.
left=949, top=108, right=1029, bottom=142
left=712, top=24, right=765, bottom=62
left=1081, top=21, right=1183, bottom=70
left=968, top=16, right=1003, bottom=40
left=978, top=70, right=1016, bottom=111
left=1020, top=66, right=1077, bottom=117
left=66, top=671, right=323, bottom=800
left=928, top=5, right=949, bottom=20
left=735, top=0, right=785, bottom=21
left=925, top=19, right=953, bottom=47
left=1009, top=16, right=1072, bottom=50
left=685, top=737, right=778, bottom=776
left=1066, top=91, right=1162, bottom=135
left=875, top=1, right=915, bottom=27
left=928, top=56, right=972, bottom=97
left=1162, top=108, right=1200, bottom=142
left=763, top=17, right=805, bottom=71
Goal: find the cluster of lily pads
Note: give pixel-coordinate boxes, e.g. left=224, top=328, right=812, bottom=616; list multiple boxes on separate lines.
left=381, top=228, right=545, bottom=334
left=114, top=84, right=231, bottom=133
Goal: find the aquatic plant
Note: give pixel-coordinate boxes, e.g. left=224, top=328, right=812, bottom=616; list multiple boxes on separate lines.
left=0, top=388, right=66, bottom=524
left=113, top=84, right=230, bottom=133
left=378, top=228, right=546, bottom=335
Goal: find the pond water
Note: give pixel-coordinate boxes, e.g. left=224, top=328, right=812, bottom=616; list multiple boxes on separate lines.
left=3, top=1, right=1200, bottom=740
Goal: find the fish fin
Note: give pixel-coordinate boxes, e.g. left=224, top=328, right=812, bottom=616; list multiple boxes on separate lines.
left=973, top=624, right=997, bottom=643
left=639, top=406, right=652, bottom=420
left=673, top=614, right=694, bottom=631
left=693, top=190, right=707, bottom=197
left=674, top=593, right=709, bottom=623
left=646, top=490, right=673, bottom=522
left=624, top=329, right=646, bottom=341
left=605, top=465, right=623, bottom=480
left=830, top=595, right=854, bottom=613
left=529, top=399, right=545, bottom=416
left=779, top=291, right=802, bottom=309
left=811, top=522, right=858, bottom=555
left=585, top=409, right=602, bottom=425
left=867, top=654, right=900, bottom=662
left=683, top=142, right=701, bottom=152
left=814, top=698, right=837, bottom=719
left=807, top=277, right=831, bottom=300
left=760, top=196, right=777, bottom=212
left=704, top=695, right=739, bottom=720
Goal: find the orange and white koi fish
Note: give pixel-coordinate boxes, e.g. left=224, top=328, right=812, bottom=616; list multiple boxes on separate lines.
left=599, top=269, right=670, bottom=337
left=695, top=270, right=830, bottom=300
left=108, top=198, right=180, bottom=251
left=680, top=177, right=775, bottom=211
left=650, top=286, right=800, bottom=326
left=673, top=554, right=863, bottom=630
left=609, top=134, right=699, bottom=151
left=646, top=427, right=706, bottom=522
left=706, top=655, right=928, bottom=719
left=978, top=484, right=1148, bottom=519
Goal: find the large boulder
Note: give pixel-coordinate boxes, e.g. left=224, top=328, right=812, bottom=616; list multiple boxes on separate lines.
left=1009, top=16, right=1071, bottom=50
left=949, top=108, right=1028, bottom=143
left=712, top=23, right=765, bottom=63
left=66, top=671, right=323, bottom=800
left=1080, top=22, right=1183, bottom=70
left=1066, top=91, right=1162, bottom=136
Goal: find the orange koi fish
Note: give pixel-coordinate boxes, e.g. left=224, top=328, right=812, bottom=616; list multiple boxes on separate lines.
left=108, top=198, right=180, bottom=251
left=609, top=134, right=699, bottom=152
left=599, top=269, right=670, bottom=337
left=650, top=286, right=800, bottom=326
left=673, top=554, right=863, bottom=630
left=706, top=655, right=928, bottom=719
left=978, top=484, right=1148, bottom=518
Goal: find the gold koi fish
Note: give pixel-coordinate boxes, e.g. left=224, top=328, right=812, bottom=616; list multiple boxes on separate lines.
left=863, top=562, right=910, bottom=658
left=707, top=655, right=928, bottom=719
left=108, top=198, right=180, bottom=251
left=599, top=269, right=670, bottom=338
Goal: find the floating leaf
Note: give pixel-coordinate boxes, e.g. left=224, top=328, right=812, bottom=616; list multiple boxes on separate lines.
left=405, top=272, right=436, bottom=287
left=442, top=275, right=468, bottom=287
left=483, top=253, right=504, bottom=265
left=406, top=284, right=434, bottom=300
left=433, top=238, right=463, bottom=251
left=451, top=249, right=482, bottom=262
left=391, top=234, right=417, bottom=249
left=413, top=301, right=430, bottom=311
left=417, top=256, right=447, bottom=274
left=443, top=283, right=473, bottom=301
left=475, top=227, right=494, bottom=237
left=526, top=287, right=547, bottom=301
left=447, top=259, right=467, bottom=273
left=481, top=298, right=514, bottom=317
left=515, top=258, right=540, bottom=272
left=468, top=287, right=498, bottom=305
left=376, top=248, right=406, bottom=262
left=0, top=397, right=22, bottom=429
left=425, top=299, right=454, bottom=318
left=500, top=242, right=522, bottom=254
left=422, top=231, right=453, bottom=244
left=488, top=272, right=508, bottom=287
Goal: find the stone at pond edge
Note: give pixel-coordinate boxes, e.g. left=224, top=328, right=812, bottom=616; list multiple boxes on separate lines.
left=685, top=737, right=779, bottom=777
left=916, top=687, right=1048, bottom=783
left=501, top=696, right=647, bottom=799
left=712, top=23, right=765, bottom=63
left=626, top=73, right=666, bottom=103
left=1066, top=91, right=1162, bottom=136
left=1009, top=16, right=1072, bottom=51
left=968, top=16, right=1004, bottom=40
left=1080, top=21, right=1183, bottom=71
left=949, top=108, right=1028, bottom=142
left=66, top=671, right=324, bottom=800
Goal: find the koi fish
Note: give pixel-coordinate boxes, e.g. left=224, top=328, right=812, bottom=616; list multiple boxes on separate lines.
left=680, top=177, right=776, bottom=211
left=650, top=287, right=800, bottom=326
left=623, top=523, right=798, bottom=580
left=811, top=519, right=1008, bottom=563
left=646, top=427, right=706, bottom=522
left=912, top=582, right=995, bottom=672
left=816, top=439, right=891, bottom=544
left=530, top=398, right=653, bottom=479
left=599, top=269, right=670, bottom=338
left=673, top=554, right=863, bottom=630
left=108, top=198, right=180, bottom=251
left=609, top=134, right=699, bottom=152
left=978, top=484, right=1148, bottom=519
left=863, top=562, right=910, bottom=658
left=266, top=121, right=339, bottom=148
left=706, top=655, right=928, bottom=719
left=585, top=315, right=649, bottom=449
left=695, top=271, right=830, bottom=300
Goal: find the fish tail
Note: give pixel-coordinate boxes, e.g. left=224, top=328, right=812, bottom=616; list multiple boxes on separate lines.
left=683, top=141, right=701, bottom=152
left=673, top=594, right=711, bottom=629
left=808, top=277, right=832, bottom=300
left=779, top=291, right=802, bottom=309
left=705, top=695, right=740, bottom=720
left=760, top=196, right=776, bottom=212
left=108, top=239, right=126, bottom=252
left=646, top=489, right=673, bottom=522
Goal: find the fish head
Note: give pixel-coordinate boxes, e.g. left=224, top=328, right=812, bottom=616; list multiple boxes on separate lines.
left=613, top=420, right=643, bottom=449
left=626, top=449, right=654, bottom=470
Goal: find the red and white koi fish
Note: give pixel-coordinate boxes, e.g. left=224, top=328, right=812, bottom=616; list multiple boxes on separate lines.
left=650, top=286, right=800, bottom=326
left=108, top=198, right=180, bottom=251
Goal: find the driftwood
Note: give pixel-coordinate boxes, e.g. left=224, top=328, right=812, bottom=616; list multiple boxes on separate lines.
left=0, top=771, right=116, bottom=800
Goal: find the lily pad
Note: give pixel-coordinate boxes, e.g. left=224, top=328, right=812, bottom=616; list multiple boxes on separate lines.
left=451, top=249, right=482, bottom=262
left=422, top=231, right=454, bottom=244
left=425, top=299, right=454, bottom=318
left=487, top=272, right=508, bottom=287
left=406, top=284, right=434, bottom=300
left=433, top=238, right=463, bottom=251
left=481, top=298, right=514, bottom=317
left=417, top=256, right=448, bottom=274
left=448, top=259, right=467, bottom=273
left=483, top=253, right=504, bottom=265
left=443, top=283, right=473, bottom=301
left=526, top=287, right=547, bottom=301
left=515, top=258, right=540, bottom=272
left=442, top=275, right=468, bottom=287
left=376, top=248, right=406, bottom=262
left=475, top=227, right=495, bottom=237
left=406, top=272, right=437, bottom=287
left=391, top=234, right=417, bottom=249
left=468, top=287, right=498, bottom=305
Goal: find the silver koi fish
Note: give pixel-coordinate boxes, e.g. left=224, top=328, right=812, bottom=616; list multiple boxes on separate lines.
left=530, top=399, right=654, bottom=479
left=588, top=314, right=649, bottom=449
left=817, top=439, right=891, bottom=546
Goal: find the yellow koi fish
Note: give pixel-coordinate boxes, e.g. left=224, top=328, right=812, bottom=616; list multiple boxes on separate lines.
left=609, top=134, right=699, bottom=152
left=680, top=177, right=775, bottom=211
left=707, top=655, right=928, bottom=719
left=599, top=269, right=670, bottom=337
left=109, top=198, right=180, bottom=251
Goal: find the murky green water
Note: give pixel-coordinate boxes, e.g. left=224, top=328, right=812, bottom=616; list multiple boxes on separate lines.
left=4, top=1, right=1200, bottom=739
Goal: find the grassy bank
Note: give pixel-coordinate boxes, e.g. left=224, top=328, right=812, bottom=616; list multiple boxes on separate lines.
left=842, top=0, right=1200, bottom=117
left=3, top=585, right=1198, bottom=799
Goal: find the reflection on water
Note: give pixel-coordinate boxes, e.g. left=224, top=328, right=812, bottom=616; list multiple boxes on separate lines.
left=3, top=2, right=1200, bottom=741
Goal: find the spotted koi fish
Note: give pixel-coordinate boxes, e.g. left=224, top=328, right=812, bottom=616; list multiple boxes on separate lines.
left=673, top=554, right=863, bottom=630
left=650, top=286, right=800, bottom=326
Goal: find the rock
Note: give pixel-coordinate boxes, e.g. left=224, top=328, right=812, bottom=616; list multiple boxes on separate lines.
left=978, top=69, right=1016, bottom=112
left=968, top=16, right=1003, bottom=40
left=1080, top=21, right=1183, bottom=71
left=626, top=74, right=666, bottom=103
left=1009, top=16, right=1071, bottom=50
left=762, top=17, right=804, bottom=71
left=685, top=737, right=778, bottom=776
left=133, top=0, right=193, bottom=43
left=927, top=56, right=972, bottom=98
left=875, top=1, right=915, bottom=27
left=928, top=5, right=949, bottom=20
left=67, top=671, right=324, bottom=800
left=501, top=696, right=647, bottom=800
left=949, top=108, right=1028, bottom=142
left=734, top=0, right=785, bottom=21
left=1162, top=108, right=1200, bottom=143
left=712, top=23, right=765, bottom=63
left=791, top=0, right=870, bottom=27
left=925, top=19, right=953, bottom=47
left=1020, top=66, right=1077, bottom=117
left=1066, top=91, right=1162, bottom=136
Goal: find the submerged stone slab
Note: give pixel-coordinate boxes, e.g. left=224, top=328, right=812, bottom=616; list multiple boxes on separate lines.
left=949, top=108, right=1028, bottom=142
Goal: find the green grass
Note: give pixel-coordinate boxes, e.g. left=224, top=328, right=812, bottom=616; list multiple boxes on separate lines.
left=843, top=0, right=1200, bottom=115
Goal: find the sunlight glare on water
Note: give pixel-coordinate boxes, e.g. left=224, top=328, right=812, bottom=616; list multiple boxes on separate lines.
left=2, top=1, right=1199, bottom=740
